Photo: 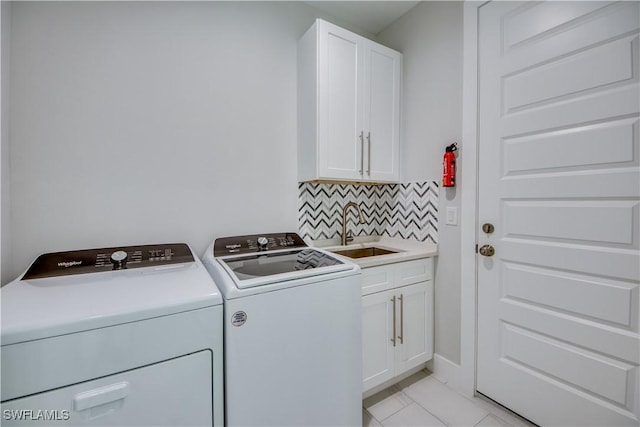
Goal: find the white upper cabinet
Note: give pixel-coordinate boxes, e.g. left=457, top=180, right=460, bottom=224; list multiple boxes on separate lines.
left=298, top=19, right=401, bottom=183
left=364, top=42, right=401, bottom=182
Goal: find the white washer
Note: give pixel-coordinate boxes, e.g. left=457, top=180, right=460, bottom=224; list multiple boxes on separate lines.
left=201, top=233, right=362, bottom=427
left=1, top=243, right=223, bottom=426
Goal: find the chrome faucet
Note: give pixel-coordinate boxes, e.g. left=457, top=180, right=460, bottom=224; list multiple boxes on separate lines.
left=341, top=202, right=365, bottom=246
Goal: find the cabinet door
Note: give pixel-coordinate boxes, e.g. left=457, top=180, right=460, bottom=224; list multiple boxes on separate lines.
left=363, top=42, right=401, bottom=182
left=317, top=21, right=364, bottom=181
left=362, top=289, right=396, bottom=392
left=395, top=281, right=434, bottom=373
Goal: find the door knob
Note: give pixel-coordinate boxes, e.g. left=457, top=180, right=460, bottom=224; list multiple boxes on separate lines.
left=479, top=244, right=495, bottom=257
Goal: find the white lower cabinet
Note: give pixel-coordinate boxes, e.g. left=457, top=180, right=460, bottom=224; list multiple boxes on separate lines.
left=362, top=258, right=434, bottom=393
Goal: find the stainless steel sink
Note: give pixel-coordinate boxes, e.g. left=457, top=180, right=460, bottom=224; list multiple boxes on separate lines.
left=331, top=247, right=398, bottom=259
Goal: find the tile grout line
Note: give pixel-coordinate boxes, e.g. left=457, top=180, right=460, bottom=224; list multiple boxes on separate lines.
left=395, top=381, right=451, bottom=426
left=363, top=369, right=538, bottom=427
left=366, top=382, right=453, bottom=427
left=367, top=372, right=495, bottom=427
left=379, top=387, right=416, bottom=425
left=405, top=395, right=453, bottom=427
left=363, top=385, right=410, bottom=425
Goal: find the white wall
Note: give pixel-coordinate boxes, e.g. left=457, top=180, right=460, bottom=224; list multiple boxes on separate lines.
left=378, top=1, right=463, bottom=364
left=1, top=1, right=11, bottom=285
left=7, top=1, right=358, bottom=280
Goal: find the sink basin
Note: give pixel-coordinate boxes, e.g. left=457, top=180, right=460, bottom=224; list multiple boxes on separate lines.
left=331, top=247, right=398, bottom=259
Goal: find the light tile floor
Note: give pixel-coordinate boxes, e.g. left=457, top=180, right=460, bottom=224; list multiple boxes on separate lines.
left=363, top=370, right=536, bottom=427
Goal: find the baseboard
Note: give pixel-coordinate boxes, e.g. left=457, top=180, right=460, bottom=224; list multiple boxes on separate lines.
left=430, top=353, right=473, bottom=398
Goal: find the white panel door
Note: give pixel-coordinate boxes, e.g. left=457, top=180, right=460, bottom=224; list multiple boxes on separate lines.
left=318, top=22, right=364, bottom=181
left=476, top=2, right=640, bottom=426
left=364, top=42, right=401, bottom=182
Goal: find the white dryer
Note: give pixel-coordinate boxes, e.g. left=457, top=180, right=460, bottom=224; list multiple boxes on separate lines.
left=202, top=233, right=362, bottom=427
left=1, top=243, right=223, bottom=426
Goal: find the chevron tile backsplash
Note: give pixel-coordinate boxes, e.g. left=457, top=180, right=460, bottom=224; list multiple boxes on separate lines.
left=298, top=181, right=438, bottom=243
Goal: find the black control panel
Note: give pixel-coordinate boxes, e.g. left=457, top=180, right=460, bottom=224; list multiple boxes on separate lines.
left=22, top=243, right=194, bottom=280
left=213, top=233, right=306, bottom=256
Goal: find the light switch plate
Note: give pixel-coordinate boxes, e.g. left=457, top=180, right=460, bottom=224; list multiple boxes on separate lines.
left=446, top=207, right=458, bottom=226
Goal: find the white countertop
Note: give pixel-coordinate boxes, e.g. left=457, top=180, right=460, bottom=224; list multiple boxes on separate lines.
left=311, top=236, right=438, bottom=268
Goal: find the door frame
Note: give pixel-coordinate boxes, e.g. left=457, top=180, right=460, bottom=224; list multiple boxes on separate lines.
left=450, top=0, right=487, bottom=398
left=429, top=0, right=485, bottom=398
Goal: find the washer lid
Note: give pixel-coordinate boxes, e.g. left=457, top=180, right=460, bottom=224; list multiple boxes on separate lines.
left=1, top=244, right=222, bottom=345
left=218, top=248, right=352, bottom=289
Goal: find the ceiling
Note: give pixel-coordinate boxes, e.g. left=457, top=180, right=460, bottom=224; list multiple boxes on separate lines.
left=303, top=1, right=421, bottom=35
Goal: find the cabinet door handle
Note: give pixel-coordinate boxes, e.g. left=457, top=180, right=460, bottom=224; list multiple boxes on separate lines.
left=398, top=294, right=404, bottom=344
left=359, top=131, right=364, bottom=175
left=390, top=295, right=396, bottom=347
left=366, top=132, right=371, bottom=176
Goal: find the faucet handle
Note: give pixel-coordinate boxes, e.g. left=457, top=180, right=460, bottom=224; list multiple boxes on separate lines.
left=346, top=230, right=354, bottom=243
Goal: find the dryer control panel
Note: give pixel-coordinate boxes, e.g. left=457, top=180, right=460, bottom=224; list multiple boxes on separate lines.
left=22, top=243, right=194, bottom=280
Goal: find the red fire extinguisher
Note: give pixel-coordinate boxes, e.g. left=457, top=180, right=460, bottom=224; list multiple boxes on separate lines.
left=442, top=142, right=458, bottom=187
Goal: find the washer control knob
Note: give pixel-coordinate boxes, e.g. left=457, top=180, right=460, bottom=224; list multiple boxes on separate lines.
left=257, top=237, right=269, bottom=250
left=110, top=250, right=128, bottom=269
